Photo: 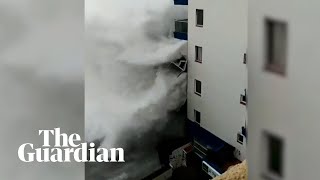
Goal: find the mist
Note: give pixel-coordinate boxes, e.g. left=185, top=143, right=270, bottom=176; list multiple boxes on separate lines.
left=85, top=0, right=187, bottom=150
left=85, top=0, right=187, bottom=179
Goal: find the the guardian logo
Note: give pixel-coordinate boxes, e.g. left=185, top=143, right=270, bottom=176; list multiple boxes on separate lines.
left=18, top=128, right=125, bottom=162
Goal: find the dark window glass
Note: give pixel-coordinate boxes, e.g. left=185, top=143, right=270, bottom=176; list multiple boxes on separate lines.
left=267, top=133, right=284, bottom=177
left=265, top=18, right=287, bottom=76
left=195, top=79, right=201, bottom=95
left=194, top=110, right=201, bottom=124
left=195, top=46, right=202, bottom=63
left=237, top=133, right=244, bottom=144
left=240, top=89, right=247, bottom=105
left=175, top=19, right=188, bottom=33
left=196, top=9, right=203, bottom=26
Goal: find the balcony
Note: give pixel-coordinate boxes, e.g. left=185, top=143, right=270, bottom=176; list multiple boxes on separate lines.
left=174, top=19, right=188, bottom=40
left=174, top=0, right=188, bottom=5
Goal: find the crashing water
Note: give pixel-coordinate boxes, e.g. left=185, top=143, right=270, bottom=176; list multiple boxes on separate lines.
left=85, top=0, right=187, bottom=179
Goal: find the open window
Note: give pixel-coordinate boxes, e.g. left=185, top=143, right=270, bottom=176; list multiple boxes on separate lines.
left=240, top=89, right=247, bottom=105
left=194, top=79, right=202, bottom=96
left=196, top=9, right=203, bottom=27
left=264, top=18, right=287, bottom=76
left=195, top=46, right=202, bottom=63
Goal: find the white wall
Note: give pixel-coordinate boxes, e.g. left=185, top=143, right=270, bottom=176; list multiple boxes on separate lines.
left=248, top=0, right=320, bottom=179
left=187, top=0, right=248, bottom=159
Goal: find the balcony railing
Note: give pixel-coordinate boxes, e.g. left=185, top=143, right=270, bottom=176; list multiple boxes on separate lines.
left=174, top=19, right=188, bottom=40
left=174, top=0, right=188, bottom=5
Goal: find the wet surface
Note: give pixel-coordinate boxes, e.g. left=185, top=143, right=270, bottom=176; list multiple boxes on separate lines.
left=85, top=110, right=186, bottom=180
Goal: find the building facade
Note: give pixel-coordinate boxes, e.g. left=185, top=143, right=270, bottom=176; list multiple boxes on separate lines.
left=187, top=0, right=248, bottom=160
left=247, top=0, right=320, bottom=179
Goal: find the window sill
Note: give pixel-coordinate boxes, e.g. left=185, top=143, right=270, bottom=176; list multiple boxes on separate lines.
left=195, top=92, right=201, bottom=97
left=240, top=95, right=247, bottom=105
left=195, top=60, right=202, bottom=63
left=261, top=172, right=282, bottom=180
left=240, top=101, right=246, bottom=106
left=265, top=64, right=286, bottom=76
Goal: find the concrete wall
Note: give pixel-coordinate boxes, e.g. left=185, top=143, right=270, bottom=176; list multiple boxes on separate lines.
left=187, top=0, right=248, bottom=160
left=248, top=0, right=320, bottom=179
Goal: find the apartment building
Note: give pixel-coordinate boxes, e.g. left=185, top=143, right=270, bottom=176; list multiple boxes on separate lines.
left=175, top=0, right=248, bottom=160
left=247, top=0, right=320, bottom=179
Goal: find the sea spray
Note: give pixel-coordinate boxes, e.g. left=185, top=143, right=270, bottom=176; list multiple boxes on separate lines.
left=85, top=0, right=187, bottom=179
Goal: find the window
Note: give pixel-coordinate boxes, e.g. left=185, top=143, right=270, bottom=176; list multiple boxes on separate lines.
left=195, top=46, right=202, bottom=63
left=194, top=109, right=201, bottom=124
left=268, top=135, right=283, bottom=176
left=262, top=132, right=285, bottom=179
left=240, top=89, right=247, bottom=105
left=265, top=18, right=287, bottom=76
left=196, top=9, right=203, bottom=27
left=237, top=132, right=244, bottom=145
left=194, top=79, right=201, bottom=96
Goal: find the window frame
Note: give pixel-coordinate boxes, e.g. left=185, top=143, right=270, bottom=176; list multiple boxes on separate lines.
left=196, top=9, right=204, bottom=27
left=237, top=132, right=244, bottom=145
left=195, top=46, right=202, bottom=63
left=261, top=131, right=285, bottom=180
left=264, top=18, right=288, bottom=76
left=194, top=79, right=202, bottom=96
left=194, top=109, right=201, bottom=124
left=243, top=53, right=247, bottom=64
left=240, top=89, right=247, bottom=105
